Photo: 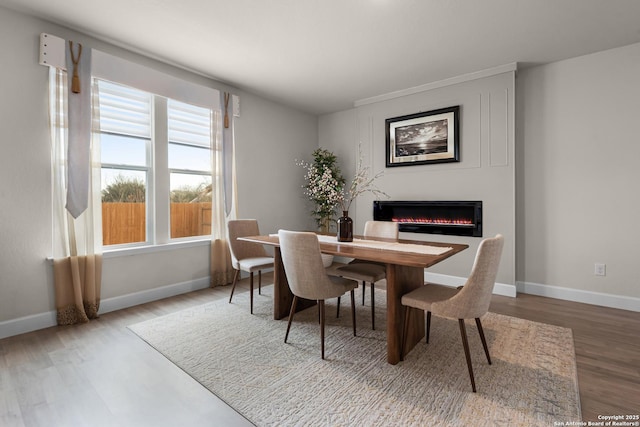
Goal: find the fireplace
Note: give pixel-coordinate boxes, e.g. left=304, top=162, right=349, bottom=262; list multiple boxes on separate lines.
left=373, top=200, right=482, bottom=237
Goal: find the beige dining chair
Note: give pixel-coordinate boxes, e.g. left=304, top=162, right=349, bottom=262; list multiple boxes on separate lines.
left=400, top=234, right=504, bottom=392
left=279, top=230, right=359, bottom=359
left=227, top=219, right=274, bottom=314
left=333, top=220, right=399, bottom=329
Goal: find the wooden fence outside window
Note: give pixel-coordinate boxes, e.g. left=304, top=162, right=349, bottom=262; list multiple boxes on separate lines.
left=102, top=202, right=212, bottom=245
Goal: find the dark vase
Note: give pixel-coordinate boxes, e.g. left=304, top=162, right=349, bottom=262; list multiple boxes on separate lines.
left=337, top=210, right=353, bottom=242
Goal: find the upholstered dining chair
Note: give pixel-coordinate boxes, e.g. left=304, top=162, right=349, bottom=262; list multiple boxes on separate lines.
left=227, top=219, right=274, bottom=314
left=400, top=234, right=504, bottom=392
left=278, top=230, right=359, bottom=359
left=333, top=220, right=399, bottom=329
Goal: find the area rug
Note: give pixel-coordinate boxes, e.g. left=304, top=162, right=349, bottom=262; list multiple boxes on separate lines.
left=129, top=287, right=581, bottom=426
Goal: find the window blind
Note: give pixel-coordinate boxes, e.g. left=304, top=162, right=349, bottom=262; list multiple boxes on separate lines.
left=97, top=80, right=151, bottom=138
left=168, top=99, right=211, bottom=148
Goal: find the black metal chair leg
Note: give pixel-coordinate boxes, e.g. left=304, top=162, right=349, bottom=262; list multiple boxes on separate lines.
left=370, top=282, right=375, bottom=330
left=459, top=319, right=477, bottom=392
left=336, top=296, right=341, bottom=318
left=401, top=306, right=411, bottom=361
left=284, top=296, right=298, bottom=343
left=426, top=311, right=431, bottom=344
left=350, top=289, right=356, bottom=336
left=258, top=270, right=262, bottom=294
left=475, top=318, right=492, bottom=365
left=228, top=269, right=239, bottom=303
left=319, top=300, right=326, bottom=359
left=362, top=281, right=366, bottom=305
left=250, top=272, right=254, bottom=314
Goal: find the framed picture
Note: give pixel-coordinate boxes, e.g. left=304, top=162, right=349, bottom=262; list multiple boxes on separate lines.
left=385, top=105, right=460, bottom=167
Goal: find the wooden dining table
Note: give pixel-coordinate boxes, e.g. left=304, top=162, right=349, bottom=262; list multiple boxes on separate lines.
left=239, top=233, right=468, bottom=365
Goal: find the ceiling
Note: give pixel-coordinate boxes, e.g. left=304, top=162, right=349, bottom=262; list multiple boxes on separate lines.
left=2, top=0, right=640, bottom=115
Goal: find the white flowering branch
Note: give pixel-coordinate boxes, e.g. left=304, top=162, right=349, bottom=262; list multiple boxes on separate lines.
left=340, top=145, right=389, bottom=213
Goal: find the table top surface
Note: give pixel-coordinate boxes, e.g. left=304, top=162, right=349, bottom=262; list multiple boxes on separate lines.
left=239, top=233, right=468, bottom=268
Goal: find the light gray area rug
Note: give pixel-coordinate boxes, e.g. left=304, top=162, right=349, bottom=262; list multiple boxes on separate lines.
left=129, top=287, right=581, bottom=426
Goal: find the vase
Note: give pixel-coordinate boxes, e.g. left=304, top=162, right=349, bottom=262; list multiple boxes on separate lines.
left=319, top=217, right=331, bottom=234
left=337, top=211, right=353, bottom=242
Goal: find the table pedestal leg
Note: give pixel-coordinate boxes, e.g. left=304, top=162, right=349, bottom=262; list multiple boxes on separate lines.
left=386, top=264, right=425, bottom=364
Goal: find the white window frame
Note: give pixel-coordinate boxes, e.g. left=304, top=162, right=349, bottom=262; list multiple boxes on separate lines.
left=42, top=34, right=222, bottom=256
left=96, top=79, right=217, bottom=249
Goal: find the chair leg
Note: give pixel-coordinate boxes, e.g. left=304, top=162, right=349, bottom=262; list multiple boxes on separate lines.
left=258, top=270, right=262, bottom=295
left=284, top=296, right=298, bottom=343
left=458, top=319, right=477, bottom=393
left=250, top=272, right=254, bottom=314
left=350, top=289, right=356, bottom=337
left=426, top=311, right=431, bottom=344
left=228, top=270, right=239, bottom=303
left=370, top=282, right=375, bottom=330
left=319, top=300, right=326, bottom=359
left=336, top=296, right=341, bottom=318
left=361, top=281, right=366, bottom=305
left=401, top=306, right=411, bottom=361
left=475, top=318, right=492, bottom=365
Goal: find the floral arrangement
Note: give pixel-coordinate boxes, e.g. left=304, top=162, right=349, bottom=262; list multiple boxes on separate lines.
left=298, top=145, right=389, bottom=231
left=296, top=148, right=345, bottom=231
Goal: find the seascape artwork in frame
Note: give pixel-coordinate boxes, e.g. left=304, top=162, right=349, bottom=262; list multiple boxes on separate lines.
left=385, top=106, right=460, bottom=167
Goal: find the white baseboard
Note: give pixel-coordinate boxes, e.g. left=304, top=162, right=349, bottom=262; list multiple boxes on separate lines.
left=0, top=311, right=58, bottom=340
left=517, top=281, right=640, bottom=312
left=0, top=277, right=211, bottom=340
left=98, top=277, right=211, bottom=314
left=424, top=272, right=517, bottom=297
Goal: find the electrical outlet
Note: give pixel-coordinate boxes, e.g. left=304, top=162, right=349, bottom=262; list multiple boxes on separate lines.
left=594, top=263, right=606, bottom=276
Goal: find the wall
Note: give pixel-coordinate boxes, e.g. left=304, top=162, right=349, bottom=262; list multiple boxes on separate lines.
left=319, top=71, right=516, bottom=291
left=0, top=6, right=317, bottom=336
left=516, top=42, right=640, bottom=308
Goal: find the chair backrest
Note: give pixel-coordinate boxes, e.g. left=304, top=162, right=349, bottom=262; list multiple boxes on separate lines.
left=278, top=230, right=350, bottom=300
left=363, top=221, right=399, bottom=239
left=228, top=219, right=268, bottom=268
left=432, top=234, right=504, bottom=319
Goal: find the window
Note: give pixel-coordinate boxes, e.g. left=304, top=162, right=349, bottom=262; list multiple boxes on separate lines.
left=97, top=79, right=214, bottom=247
left=98, top=80, right=152, bottom=245
left=168, top=100, right=213, bottom=239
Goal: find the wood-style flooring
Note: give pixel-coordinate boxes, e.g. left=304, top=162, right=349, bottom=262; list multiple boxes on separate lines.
left=1, top=274, right=639, bottom=426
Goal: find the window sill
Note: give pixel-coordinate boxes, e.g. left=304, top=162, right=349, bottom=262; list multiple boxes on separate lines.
left=102, top=238, right=211, bottom=259
left=46, top=238, right=212, bottom=264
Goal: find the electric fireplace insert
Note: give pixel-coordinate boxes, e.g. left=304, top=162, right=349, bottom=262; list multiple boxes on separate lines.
left=373, top=200, right=482, bottom=237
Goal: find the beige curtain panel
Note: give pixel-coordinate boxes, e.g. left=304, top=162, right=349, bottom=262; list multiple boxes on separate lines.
left=54, top=255, right=102, bottom=324
left=210, top=100, right=238, bottom=287
left=211, top=239, right=234, bottom=287
left=49, top=63, right=103, bottom=326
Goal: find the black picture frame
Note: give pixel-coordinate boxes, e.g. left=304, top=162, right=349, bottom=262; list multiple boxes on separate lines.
left=385, top=105, right=460, bottom=167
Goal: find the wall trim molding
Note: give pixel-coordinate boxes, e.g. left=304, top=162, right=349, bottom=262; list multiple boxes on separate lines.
left=354, top=62, right=518, bottom=107
left=517, top=281, right=640, bottom=313
left=7, top=274, right=636, bottom=339
left=0, top=277, right=211, bottom=340
left=424, top=272, right=517, bottom=297
left=424, top=273, right=640, bottom=312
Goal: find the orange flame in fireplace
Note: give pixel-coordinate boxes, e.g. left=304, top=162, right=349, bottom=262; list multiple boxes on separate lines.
left=392, top=217, right=473, bottom=226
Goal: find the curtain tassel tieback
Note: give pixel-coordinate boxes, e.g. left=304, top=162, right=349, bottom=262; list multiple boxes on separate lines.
left=224, top=92, right=230, bottom=128
left=69, top=41, right=82, bottom=94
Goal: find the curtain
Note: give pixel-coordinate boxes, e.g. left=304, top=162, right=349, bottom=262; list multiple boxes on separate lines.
left=49, top=64, right=103, bottom=325
left=210, top=94, right=238, bottom=287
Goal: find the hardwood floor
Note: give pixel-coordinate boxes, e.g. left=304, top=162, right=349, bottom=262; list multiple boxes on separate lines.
left=489, top=293, right=640, bottom=422
left=1, top=275, right=639, bottom=426
left=0, top=283, right=254, bottom=427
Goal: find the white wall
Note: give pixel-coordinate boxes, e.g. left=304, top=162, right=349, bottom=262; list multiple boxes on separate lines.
left=516, top=42, right=640, bottom=305
left=0, top=6, right=317, bottom=334
left=319, top=71, right=516, bottom=289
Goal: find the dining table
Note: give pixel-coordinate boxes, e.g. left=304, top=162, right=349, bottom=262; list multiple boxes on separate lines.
left=239, top=233, right=468, bottom=365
